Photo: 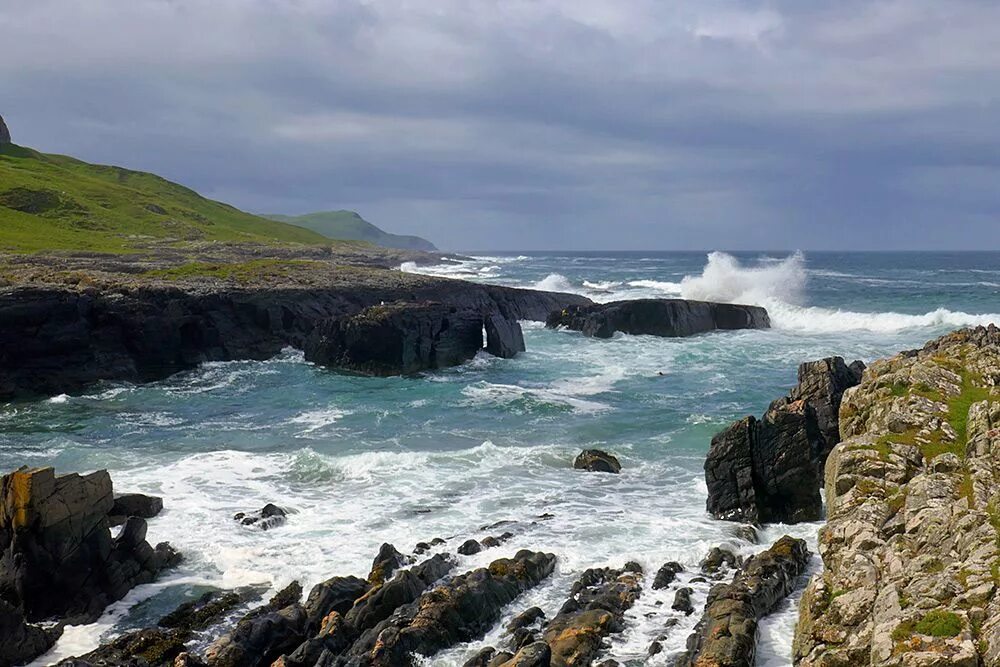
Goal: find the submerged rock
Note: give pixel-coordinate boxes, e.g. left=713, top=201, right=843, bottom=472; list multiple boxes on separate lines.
left=545, top=298, right=770, bottom=339
left=234, top=503, right=287, bottom=530
left=676, top=535, right=810, bottom=667
left=0, top=466, right=179, bottom=626
left=704, top=356, right=864, bottom=524
left=572, top=449, right=622, bottom=474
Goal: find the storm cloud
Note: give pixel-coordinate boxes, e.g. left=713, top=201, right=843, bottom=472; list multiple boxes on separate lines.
left=3, top=0, right=999, bottom=250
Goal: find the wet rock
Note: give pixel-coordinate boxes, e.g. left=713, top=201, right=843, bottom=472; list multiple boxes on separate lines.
left=304, top=301, right=526, bottom=375
left=159, top=588, right=258, bottom=633
left=205, top=582, right=306, bottom=667
left=705, top=356, right=864, bottom=524
left=733, top=524, right=758, bottom=544
left=0, top=598, right=60, bottom=666
left=701, top=545, right=740, bottom=574
left=340, top=550, right=556, bottom=665
left=233, top=502, right=287, bottom=530
left=507, top=606, right=545, bottom=633
left=671, top=587, right=694, bottom=615
left=677, top=535, right=809, bottom=667
left=109, top=492, right=164, bottom=527
left=458, top=538, right=484, bottom=555
left=572, top=449, right=622, bottom=474
left=494, top=641, right=551, bottom=667
left=368, top=543, right=407, bottom=585
left=546, top=299, right=770, bottom=339
left=485, top=312, right=526, bottom=359
left=652, top=561, right=683, bottom=590
left=543, top=565, right=642, bottom=667
left=463, top=647, right=498, bottom=667
left=343, top=553, right=454, bottom=635
left=0, top=466, right=179, bottom=624
left=413, top=541, right=431, bottom=554
left=303, top=576, right=370, bottom=634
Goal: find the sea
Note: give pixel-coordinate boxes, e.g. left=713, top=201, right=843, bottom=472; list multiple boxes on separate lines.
left=4, top=250, right=1000, bottom=665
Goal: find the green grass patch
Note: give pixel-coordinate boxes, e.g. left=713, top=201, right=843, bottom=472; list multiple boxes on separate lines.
left=144, top=259, right=323, bottom=283
left=892, top=610, right=963, bottom=641
left=0, top=143, right=330, bottom=253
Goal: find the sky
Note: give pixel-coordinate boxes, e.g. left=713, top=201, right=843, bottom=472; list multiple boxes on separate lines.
left=2, top=0, right=1000, bottom=251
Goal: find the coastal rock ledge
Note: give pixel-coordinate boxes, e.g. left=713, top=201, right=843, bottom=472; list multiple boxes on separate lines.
left=545, top=298, right=770, bottom=338
left=794, top=326, right=1000, bottom=667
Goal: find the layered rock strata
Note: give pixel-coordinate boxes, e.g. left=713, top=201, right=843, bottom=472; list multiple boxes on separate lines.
left=794, top=326, right=1000, bottom=667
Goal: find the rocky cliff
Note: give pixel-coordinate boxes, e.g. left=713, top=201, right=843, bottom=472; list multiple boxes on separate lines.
left=795, top=326, right=1000, bottom=666
left=0, top=276, right=586, bottom=400
left=545, top=298, right=770, bottom=339
left=0, top=114, right=10, bottom=144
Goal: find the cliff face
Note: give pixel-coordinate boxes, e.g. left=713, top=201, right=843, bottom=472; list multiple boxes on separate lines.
left=795, top=326, right=1000, bottom=667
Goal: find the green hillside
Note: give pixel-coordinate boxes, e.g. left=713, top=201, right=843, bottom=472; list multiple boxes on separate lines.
left=0, top=143, right=329, bottom=253
left=266, top=210, right=437, bottom=251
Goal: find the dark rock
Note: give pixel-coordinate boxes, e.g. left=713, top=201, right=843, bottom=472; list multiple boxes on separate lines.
left=341, top=550, right=556, bottom=665
left=486, top=652, right=515, bottom=667
left=0, top=466, right=179, bottom=624
left=0, top=114, right=9, bottom=144
left=495, top=641, right=551, bottom=667
left=676, top=536, right=810, bottom=667
left=205, top=582, right=306, bottom=667
left=623, top=561, right=643, bottom=574
left=234, top=503, right=287, bottom=530
left=464, top=647, right=498, bottom=667
left=368, top=543, right=407, bottom=585
left=413, top=541, right=430, bottom=554
left=704, top=356, right=864, bottom=524
left=485, top=312, right=526, bottom=359
left=546, top=298, right=770, bottom=339
left=701, top=546, right=741, bottom=574
left=158, top=589, right=256, bottom=633
left=481, top=536, right=501, bottom=548
left=458, top=538, right=483, bottom=555
left=109, top=492, right=164, bottom=527
left=0, top=598, right=60, bottom=666
left=303, top=576, right=370, bottom=633
left=651, top=561, right=683, bottom=590
left=648, top=641, right=663, bottom=656
left=572, top=449, right=621, bottom=474
left=430, top=537, right=446, bottom=545
left=506, top=606, right=545, bottom=633
left=0, top=279, right=587, bottom=401
left=544, top=566, right=642, bottom=667
left=733, top=524, right=759, bottom=544
left=672, top=587, right=694, bottom=615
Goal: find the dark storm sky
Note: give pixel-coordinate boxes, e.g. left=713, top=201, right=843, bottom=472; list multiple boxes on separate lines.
left=3, top=0, right=1000, bottom=250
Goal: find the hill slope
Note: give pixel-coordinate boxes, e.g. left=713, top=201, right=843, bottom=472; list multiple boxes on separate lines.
left=266, top=210, right=437, bottom=251
left=0, top=143, right=329, bottom=253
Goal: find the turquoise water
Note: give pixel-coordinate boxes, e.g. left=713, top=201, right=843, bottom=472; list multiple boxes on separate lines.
left=4, top=251, right=1000, bottom=665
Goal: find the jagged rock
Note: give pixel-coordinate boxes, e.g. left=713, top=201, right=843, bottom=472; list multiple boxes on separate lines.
left=795, top=327, right=1000, bottom=667
left=0, top=114, right=9, bottom=144
left=572, top=449, right=621, bottom=474
left=205, top=582, right=306, bottom=667
left=463, top=647, right=498, bottom=667
left=701, top=545, right=740, bottom=574
left=494, top=641, right=551, bottom=667
left=652, top=561, right=684, bottom=590
left=0, top=466, right=179, bottom=624
left=485, top=312, right=526, bottom=359
left=672, top=587, right=694, bottom=615
left=546, top=298, right=770, bottom=339
left=0, top=598, right=60, bottom=666
left=339, top=550, right=556, bottom=665
left=367, top=543, right=407, bottom=585
left=233, top=503, right=287, bottom=530
left=705, top=356, right=864, bottom=524
left=343, top=553, right=454, bottom=635
left=677, top=535, right=810, bottom=667
left=459, top=538, right=483, bottom=555
left=304, top=301, right=527, bottom=375
left=543, top=565, right=642, bottom=667
left=303, top=576, right=370, bottom=633
left=507, top=606, right=545, bottom=633
left=109, top=492, right=164, bottom=526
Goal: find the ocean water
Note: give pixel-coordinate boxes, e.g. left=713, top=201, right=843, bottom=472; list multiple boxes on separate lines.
left=4, top=251, right=1000, bottom=666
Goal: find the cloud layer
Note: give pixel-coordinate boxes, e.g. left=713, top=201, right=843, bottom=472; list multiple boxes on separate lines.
left=3, top=0, right=999, bottom=250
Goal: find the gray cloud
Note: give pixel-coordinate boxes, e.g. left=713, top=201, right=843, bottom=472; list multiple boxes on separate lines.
left=2, top=0, right=999, bottom=250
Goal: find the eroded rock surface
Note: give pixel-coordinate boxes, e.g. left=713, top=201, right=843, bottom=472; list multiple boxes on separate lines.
left=573, top=449, right=622, bottom=474
left=705, top=356, right=864, bottom=524
left=546, top=298, right=770, bottom=339
left=794, top=326, right=1000, bottom=667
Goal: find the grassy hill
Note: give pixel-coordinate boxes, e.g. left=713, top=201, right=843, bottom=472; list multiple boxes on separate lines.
left=0, top=143, right=329, bottom=253
left=265, top=211, right=437, bottom=252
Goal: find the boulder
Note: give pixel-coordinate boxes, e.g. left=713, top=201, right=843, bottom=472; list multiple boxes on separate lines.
left=545, top=299, right=770, bottom=339
left=206, top=582, right=307, bottom=667
left=704, top=356, right=864, bottom=524
left=0, top=598, right=60, bottom=666
left=109, top=492, right=164, bottom=526
left=671, top=587, right=694, bottom=615
left=458, top=538, right=483, bottom=555
left=304, top=301, right=526, bottom=375
left=367, top=543, right=407, bottom=585
left=651, top=561, right=683, bottom=590
left=0, top=114, right=9, bottom=144
left=676, top=535, right=810, bottom=667
left=572, top=449, right=621, bottom=474
left=234, top=503, right=287, bottom=530
left=0, top=466, right=179, bottom=624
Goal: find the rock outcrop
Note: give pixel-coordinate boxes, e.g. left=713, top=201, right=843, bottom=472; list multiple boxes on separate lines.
left=0, top=467, right=179, bottom=626
left=304, top=301, right=519, bottom=375
left=0, top=114, right=9, bottom=144
left=705, top=356, right=865, bottom=524
left=109, top=492, right=164, bottom=527
left=234, top=503, right=288, bottom=530
left=676, top=535, right=810, bottom=667
left=1, top=598, right=59, bottom=666
left=0, top=278, right=587, bottom=400
left=794, top=326, right=1000, bottom=667
left=573, top=449, right=622, bottom=474
left=545, top=298, right=770, bottom=339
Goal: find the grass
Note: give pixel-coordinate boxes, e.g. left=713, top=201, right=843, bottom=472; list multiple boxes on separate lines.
left=892, top=610, right=963, bottom=641
left=0, top=143, right=329, bottom=253
left=143, top=259, right=324, bottom=283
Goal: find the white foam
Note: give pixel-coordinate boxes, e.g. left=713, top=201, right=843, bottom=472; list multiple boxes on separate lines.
left=533, top=273, right=576, bottom=293
left=679, top=251, right=806, bottom=305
